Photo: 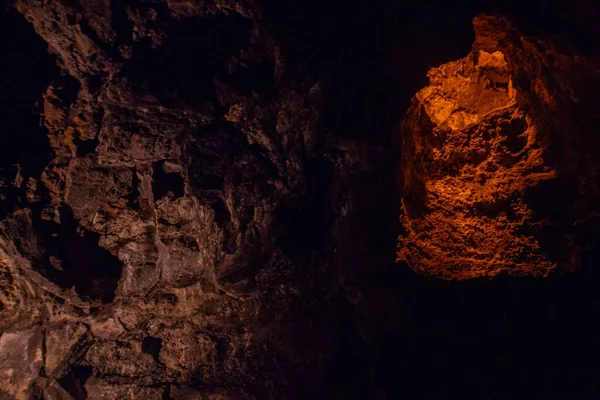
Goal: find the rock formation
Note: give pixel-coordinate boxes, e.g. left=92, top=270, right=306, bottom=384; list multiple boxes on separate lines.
left=1, top=0, right=600, bottom=399
left=399, top=15, right=600, bottom=279
left=1, top=1, right=338, bottom=398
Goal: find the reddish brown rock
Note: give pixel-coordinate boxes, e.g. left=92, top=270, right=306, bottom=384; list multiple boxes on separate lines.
left=84, top=379, right=165, bottom=400
left=45, top=323, right=92, bottom=378
left=398, top=15, right=600, bottom=279
left=0, top=0, right=332, bottom=396
left=0, top=327, right=44, bottom=399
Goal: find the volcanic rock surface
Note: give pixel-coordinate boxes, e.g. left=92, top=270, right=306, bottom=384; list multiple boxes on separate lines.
left=1, top=0, right=600, bottom=399
left=1, top=1, right=342, bottom=398
left=399, top=15, right=600, bottom=279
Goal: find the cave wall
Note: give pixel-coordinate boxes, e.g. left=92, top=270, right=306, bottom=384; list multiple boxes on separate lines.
left=0, top=0, right=600, bottom=399
left=0, top=1, right=337, bottom=398
left=399, top=15, right=600, bottom=279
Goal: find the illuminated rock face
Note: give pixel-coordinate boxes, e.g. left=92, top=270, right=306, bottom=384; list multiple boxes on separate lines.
left=398, top=15, right=600, bottom=279
left=2, top=2, right=600, bottom=397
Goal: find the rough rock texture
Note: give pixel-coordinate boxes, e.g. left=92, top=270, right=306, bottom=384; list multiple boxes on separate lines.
left=1, top=0, right=341, bottom=398
left=0, top=327, right=44, bottom=399
left=1, top=0, right=600, bottom=399
left=399, top=15, right=600, bottom=279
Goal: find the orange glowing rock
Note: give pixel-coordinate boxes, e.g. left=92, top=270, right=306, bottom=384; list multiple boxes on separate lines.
left=398, top=15, right=600, bottom=279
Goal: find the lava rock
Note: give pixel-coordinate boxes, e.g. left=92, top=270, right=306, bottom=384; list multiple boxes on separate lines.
left=398, top=15, right=600, bottom=279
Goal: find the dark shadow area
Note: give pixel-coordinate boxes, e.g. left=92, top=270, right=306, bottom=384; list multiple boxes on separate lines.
left=185, top=125, right=242, bottom=193
left=210, top=196, right=236, bottom=254
left=185, top=125, right=244, bottom=257
left=120, top=14, right=252, bottom=106
left=152, top=161, right=185, bottom=200
left=76, top=138, right=100, bottom=156
left=368, top=255, right=600, bottom=398
left=0, top=6, right=59, bottom=217
left=52, top=75, right=81, bottom=106
left=524, top=177, right=576, bottom=263
left=275, top=157, right=335, bottom=262
left=58, top=365, right=93, bottom=400
left=128, top=169, right=141, bottom=209
left=142, top=336, right=163, bottom=362
left=31, top=205, right=123, bottom=303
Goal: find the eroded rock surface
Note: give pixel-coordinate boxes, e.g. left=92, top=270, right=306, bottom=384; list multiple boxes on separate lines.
left=2, top=0, right=600, bottom=398
left=0, top=0, right=338, bottom=398
left=398, top=15, right=600, bottom=279
left=0, top=327, right=44, bottom=399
